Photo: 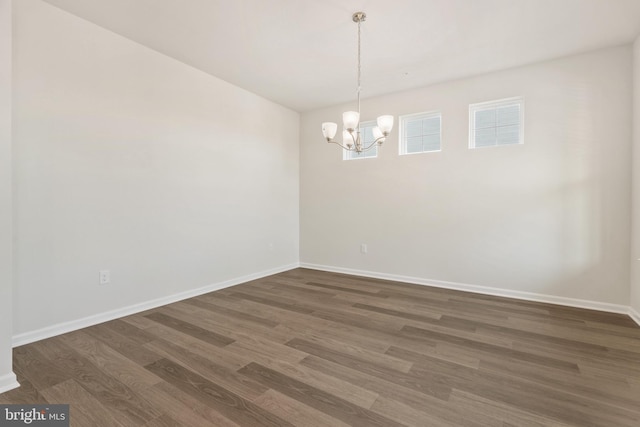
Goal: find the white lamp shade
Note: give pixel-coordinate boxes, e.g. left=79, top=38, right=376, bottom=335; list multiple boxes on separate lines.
left=342, top=111, right=360, bottom=130
left=377, top=115, right=394, bottom=134
left=372, top=126, right=384, bottom=140
left=322, top=122, right=338, bottom=140
left=343, top=130, right=353, bottom=146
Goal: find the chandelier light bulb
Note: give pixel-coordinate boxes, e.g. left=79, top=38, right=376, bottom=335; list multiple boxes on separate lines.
left=322, top=122, right=338, bottom=140
left=377, top=115, right=394, bottom=135
left=342, top=111, right=360, bottom=132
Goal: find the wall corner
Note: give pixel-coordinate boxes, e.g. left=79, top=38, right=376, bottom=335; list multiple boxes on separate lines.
left=0, top=0, right=18, bottom=394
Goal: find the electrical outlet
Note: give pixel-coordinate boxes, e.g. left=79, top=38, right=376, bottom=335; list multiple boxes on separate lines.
left=360, top=243, right=368, bottom=254
left=99, top=270, right=110, bottom=285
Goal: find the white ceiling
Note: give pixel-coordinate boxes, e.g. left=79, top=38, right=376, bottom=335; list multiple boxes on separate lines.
left=42, top=0, right=640, bottom=112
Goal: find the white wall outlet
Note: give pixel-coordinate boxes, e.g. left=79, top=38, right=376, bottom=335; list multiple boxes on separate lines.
left=99, top=270, right=110, bottom=285
left=269, top=243, right=275, bottom=251
left=360, top=243, right=368, bottom=254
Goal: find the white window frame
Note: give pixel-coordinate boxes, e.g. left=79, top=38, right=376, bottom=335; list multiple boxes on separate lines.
left=469, top=97, right=524, bottom=149
left=398, top=111, right=442, bottom=155
left=343, top=120, right=378, bottom=160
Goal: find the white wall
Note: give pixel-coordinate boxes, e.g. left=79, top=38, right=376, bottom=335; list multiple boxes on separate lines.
left=12, top=0, right=299, bottom=338
left=301, top=46, right=632, bottom=307
left=0, top=0, right=18, bottom=393
left=632, top=36, right=640, bottom=319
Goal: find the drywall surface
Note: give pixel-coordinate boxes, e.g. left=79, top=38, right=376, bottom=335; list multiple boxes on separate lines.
left=0, top=0, right=17, bottom=392
left=301, top=46, right=632, bottom=306
left=12, top=0, right=299, bottom=336
left=632, top=36, right=640, bottom=317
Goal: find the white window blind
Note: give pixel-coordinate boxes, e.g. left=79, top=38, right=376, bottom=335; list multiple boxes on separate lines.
left=469, top=97, right=524, bottom=149
left=344, top=121, right=378, bottom=160
left=399, top=112, right=441, bottom=155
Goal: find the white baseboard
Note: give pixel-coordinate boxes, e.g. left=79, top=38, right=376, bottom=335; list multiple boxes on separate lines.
left=12, top=263, right=299, bottom=348
left=0, top=372, right=19, bottom=394
left=12, top=262, right=639, bottom=349
left=300, top=263, right=631, bottom=315
left=629, top=307, right=640, bottom=327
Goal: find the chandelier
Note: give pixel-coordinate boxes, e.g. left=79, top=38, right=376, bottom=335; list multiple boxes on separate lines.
left=322, top=12, right=394, bottom=153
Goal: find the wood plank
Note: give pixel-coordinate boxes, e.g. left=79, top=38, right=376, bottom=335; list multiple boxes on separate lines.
left=229, top=291, right=314, bottom=314
left=371, top=395, right=496, bottom=427
left=181, top=298, right=280, bottom=328
left=39, top=379, right=125, bottom=427
left=240, top=355, right=379, bottom=409
left=238, top=362, right=404, bottom=427
left=142, top=324, right=247, bottom=371
left=303, top=281, right=387, bottom=296
left=139, top=382, right=237, bottom=427
left=301, top=355, right=497, bottom=427
left=102, top=319, right=156, bottom=345
left=400, top=325, right=579, bottom=373
left=283, top=330, right=413, bottom=373
left=286, top=338, right=451, bottom=401
left=0, top=379, right=49, bottom=405
left=12, top=345, right=68, bottom=390
left=31, top=338, right=161, bottom=426
left=166, top=302, right=291, bottom=344
left=254, top=389, right=350, bottom=427
left=83, top=323, right=163, bottom=366
left=143, top=414, right=182, bottom=427
left=58, top=331, right=162, bottom=393
left=447, top=389, right=575, bottom=427
left=144, top=312, right=235, bottom=347
left=454, top=369, right=640, bottom=427
left=144, top=358, right=293, bottom=427
left=143, top=338, right=268, bottom=401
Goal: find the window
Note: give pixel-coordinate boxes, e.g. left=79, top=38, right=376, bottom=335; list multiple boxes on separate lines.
left=469, top=97, right=524, bottom=148
left=399, top=112, right=441, bottom=155
left=344, top=121, right=378, bottom=160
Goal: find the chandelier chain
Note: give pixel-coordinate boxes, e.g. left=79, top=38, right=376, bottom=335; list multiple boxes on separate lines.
left=357, top=17, right=361, bottom=120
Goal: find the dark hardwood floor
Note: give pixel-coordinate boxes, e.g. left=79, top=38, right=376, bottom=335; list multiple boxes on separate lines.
left=2, top=268, right=640, bottom=426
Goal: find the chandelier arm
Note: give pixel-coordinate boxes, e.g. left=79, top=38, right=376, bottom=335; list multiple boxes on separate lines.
left=327, top=140, right=355, bottom=151
left=360, top=140, right=383, bottom=152
left=346, top=129, right=363, bottom=152
left=349, top=130, right=358, bottom=145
